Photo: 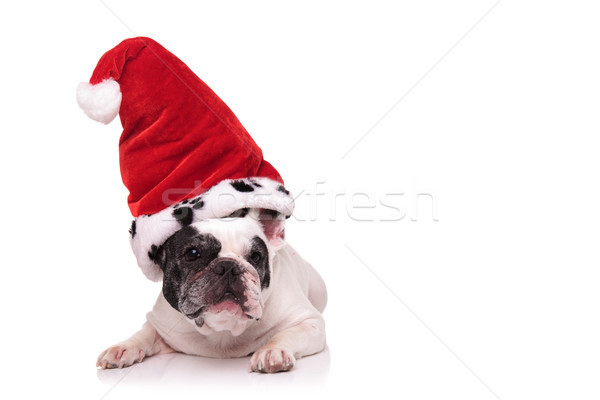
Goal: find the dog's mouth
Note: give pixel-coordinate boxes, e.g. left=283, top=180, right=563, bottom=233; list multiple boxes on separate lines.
left=184, top=291, right=245, bottom=321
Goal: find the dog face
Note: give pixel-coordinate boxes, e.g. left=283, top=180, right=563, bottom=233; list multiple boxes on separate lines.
left=154, top=215, right=282, bottom=336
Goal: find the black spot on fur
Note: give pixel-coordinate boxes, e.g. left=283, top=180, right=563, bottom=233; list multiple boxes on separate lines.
left=129, top=220, right=137, bottom=238
left=250, top=180, right=262, bottom=188
left=277, top=185, right=290, bottom=195
left=173, top=206, right=194, bottom=227
left=193, top=200, right=204, bottom=210
left=227, top=208, right=249, bottom=218
left=231, top=180, right=254, bottom=192
left=148, top=244, right=159, bottom=261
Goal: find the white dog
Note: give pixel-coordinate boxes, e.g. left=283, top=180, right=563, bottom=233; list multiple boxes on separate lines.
left=97, top=212, right=327, bottom=373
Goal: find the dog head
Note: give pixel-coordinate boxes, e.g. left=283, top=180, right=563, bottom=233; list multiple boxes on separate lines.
left=153, top=210, right=285, bottom=336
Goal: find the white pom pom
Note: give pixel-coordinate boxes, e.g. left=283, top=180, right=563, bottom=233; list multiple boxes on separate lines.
left=76, top=78, right=122, bottom=124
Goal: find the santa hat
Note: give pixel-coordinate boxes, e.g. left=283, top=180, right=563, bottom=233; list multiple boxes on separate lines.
left=77, top=37, right=294, bottom=281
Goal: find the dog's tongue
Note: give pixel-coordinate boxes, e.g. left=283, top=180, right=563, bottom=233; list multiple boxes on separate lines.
left=208, top=300, right=241, bottom=314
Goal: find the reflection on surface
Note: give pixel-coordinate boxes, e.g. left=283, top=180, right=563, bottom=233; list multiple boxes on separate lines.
left=97, top=347, right=330, bottom=389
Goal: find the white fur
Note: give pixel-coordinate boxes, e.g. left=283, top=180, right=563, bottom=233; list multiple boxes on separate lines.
left=201, top=309, right=252, bottom=337
left=76, top=78, right=121, bottom=124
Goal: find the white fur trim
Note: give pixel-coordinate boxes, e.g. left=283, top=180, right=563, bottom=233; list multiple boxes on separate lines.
left=76, top=78, right=121, bottom=124
left=130, top=177, right=295, bottom=281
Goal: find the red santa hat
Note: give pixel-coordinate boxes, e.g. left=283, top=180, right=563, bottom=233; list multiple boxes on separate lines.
left=77, top=37, right=294, bottom=281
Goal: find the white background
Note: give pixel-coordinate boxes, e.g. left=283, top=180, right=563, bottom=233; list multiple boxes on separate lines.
left=1, top=1, right=599, bottom=399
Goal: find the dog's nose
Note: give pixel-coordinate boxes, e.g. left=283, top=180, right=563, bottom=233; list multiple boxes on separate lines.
left=213, top=260, right=242, bottom=276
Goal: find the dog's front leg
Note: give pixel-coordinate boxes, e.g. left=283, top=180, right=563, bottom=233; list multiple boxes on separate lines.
left=249, top=316, right=326, bottom=373
left=97, top=321, right=174, bottom=369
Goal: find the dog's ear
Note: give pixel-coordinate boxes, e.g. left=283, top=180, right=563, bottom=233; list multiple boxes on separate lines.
left=252, top=209, right=286, bottom=250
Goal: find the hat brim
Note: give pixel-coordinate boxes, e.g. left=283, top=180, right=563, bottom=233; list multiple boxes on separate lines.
left=130, top=177, right=294, bottom=281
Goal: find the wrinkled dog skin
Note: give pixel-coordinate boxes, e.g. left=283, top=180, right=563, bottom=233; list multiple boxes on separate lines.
left=97, top=212, right=327, bottom=373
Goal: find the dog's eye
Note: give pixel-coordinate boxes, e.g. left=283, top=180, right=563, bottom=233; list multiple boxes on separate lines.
left=250, top=251, right=262, bottom=264
left=184, top=248, right=200, bottom=262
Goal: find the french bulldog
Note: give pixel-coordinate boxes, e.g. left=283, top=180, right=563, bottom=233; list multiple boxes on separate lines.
left=96, top=211, right=327, bottom=373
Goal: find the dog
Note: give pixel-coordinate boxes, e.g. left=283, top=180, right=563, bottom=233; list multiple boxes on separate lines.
left=96, top=210, right=327, bottom=373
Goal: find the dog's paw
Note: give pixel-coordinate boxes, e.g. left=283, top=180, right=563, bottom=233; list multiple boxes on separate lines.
left=96, top=342, right=146, bottom=369
left=248, top=347, right=295, bottom=373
